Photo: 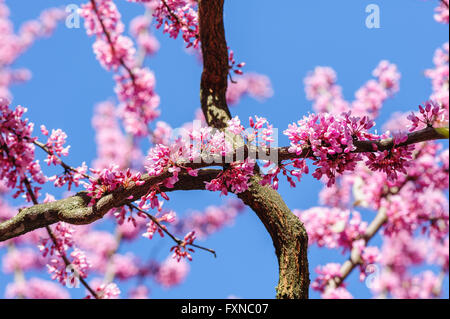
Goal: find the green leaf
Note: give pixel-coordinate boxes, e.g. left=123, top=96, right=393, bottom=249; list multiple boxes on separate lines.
left=435, top=127, right=450, bottom=139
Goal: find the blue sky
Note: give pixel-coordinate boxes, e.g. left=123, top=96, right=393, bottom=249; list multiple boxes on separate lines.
left=1, top=0, right=448, bottom=299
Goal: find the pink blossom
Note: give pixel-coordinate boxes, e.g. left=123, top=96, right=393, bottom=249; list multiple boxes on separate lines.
left=176, top=199, right=246, bottom=239
left=0, top=100, right=46, bottom=200
left=111, top=253, right=140, bottom=280
left=5, top=278, right=70, bottom=299
left=425, top=43, right=449, bottom=117
left=407, top=100, right=446, bottom=132
left=295, top=207, right=367, bottom=251
left=2, top=247, right=41, bottom=273
left=434, top=0, right=449, bottom=24
left=171, top=231, right=196, bottom=261
left=311, top=263, right=343, bottom=292
left=155, top=257, right=190, bottom=288
left=129, top=285, right=150, bottom=299
left=93, top=36, right=136, bottom=71
left=152, top=0, right=199, bottom=49
left=322, top=287, right=353, bottom=299
left=88, top=279, right=121, bottom=299
left=92, top=101, right=142, bottom=170
left=205, top=158, right=256, bottom=195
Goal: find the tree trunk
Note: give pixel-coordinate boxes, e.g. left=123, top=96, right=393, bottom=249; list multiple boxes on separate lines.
left=198, top=0, right=310, bottom=299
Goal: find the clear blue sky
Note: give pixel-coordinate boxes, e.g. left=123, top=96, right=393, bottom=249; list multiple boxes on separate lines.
left=1, top=0, right=448, bottom=299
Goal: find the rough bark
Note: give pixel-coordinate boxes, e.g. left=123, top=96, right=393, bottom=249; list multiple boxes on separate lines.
left=0, top=169, right=221, bottom=242
left=2, top=126, right=444, bottom=243
left=199, top=0, right=232, bottom=129
left=238, top=175, right=310, bottom=299
left=1, top=0, right=447, bottom=299
left=198, top=0, right=310, bottom=299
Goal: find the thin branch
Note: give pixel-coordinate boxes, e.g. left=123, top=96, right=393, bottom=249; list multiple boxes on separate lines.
left=45, top=225, right=99, bottom=299
left=102, top=230, right=122, bottom=284
left=324, top=143, right=447, bottom=290
left=22, top=177, right=98, bottom=299
left=33, top=140, right=90, bottom=179
left=89, top=0, right=136, bottom=84
left=327, top=207, right=387, bottom=289
left=161, top=0, right=183, bottom=26
left=130, top=204, right=217, bottom=257
left=7, top=243, right=26, bottom=299
left=276, top=126, right=449, bottom=162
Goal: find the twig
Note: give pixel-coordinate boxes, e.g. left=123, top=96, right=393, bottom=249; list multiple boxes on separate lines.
left=22, top=177, right=99, bottom=299
left=89, top=0, right=136, bottom=84
left=130, top=203, right=217, bottom=258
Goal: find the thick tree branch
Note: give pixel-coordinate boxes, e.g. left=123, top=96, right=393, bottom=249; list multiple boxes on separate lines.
left=199, top=0, right=232, bottom=129
left=237, top=176, right=310, bottom=299
left=198, top=0, right=310, bottom=299
left=0, top=169, right=221, bottom=242
left=1, top=126, right=446, bottom=244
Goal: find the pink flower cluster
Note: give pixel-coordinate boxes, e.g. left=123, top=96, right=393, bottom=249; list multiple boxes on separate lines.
left=226, top=73, right=274, bottom=106
left=151, top=0, right=199, bottom=49
left=365, top=134, right=414, bottom=181
left=205, top=158, right=256, bottom=195
left=5, top=278, right=70, bottom=299
left=129, top=14, right=160, bottom=56
left=284, top=112, right=374, bottom=186
left=0, top=69, right=30, bottom=102
left=301, top=139, right=448, bottom=298
left=87, top=279, right=121, bottom=299
left=81, top=0, right=160, bottom=137
left=2, top=247, right=41, bottom=273
left=48, top=162, right=88, bottom=191
left=434, top=0, right=449, bottom=24
left=0, top=3, right=65, bottom=99
left=115, top=67, right=161, bottom=137
left=304, top=61, right=400, bottom=118
left=171, top=231, right=196, bottom=261
left=155, top=257, right=189, bottom=288
left=352, top=61, right=400, bottom=118
left=176, top=199, right=246, bottom=239
left=425, top=42, right=449, bottom=119
left=144, top=117, right=275, bottom=195
left=228, top=50, right=245, bottom=76
left=40, top=126, right=70, bottom=166
left=0, top=100, right=45, bottom=200
left=295, top=207, right=367, bottom=251
left=311, top=263, right=353, bottom=299
left=371, top=231, right=445, bottom=298
left=152, top=121, right=173, bottom=145
left=38, top=222, right=91, bottom=287
left=85, top=164, right=145, bottom=205
left=407, top=100, right=446, bottom=131
left=92, top=101, right=142, bottom=170
left=142, top=210, right=176, bottom=239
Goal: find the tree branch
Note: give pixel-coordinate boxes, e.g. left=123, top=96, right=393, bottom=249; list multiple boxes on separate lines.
left=198, top=0, right=310, bottom=299
left=0, top=169, right=221, bottom=242
left=327, top=207, right=387, bottom=290
left=199, top=0, right=232, bottom=129
left=1, top=125, right=446, bottom=244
